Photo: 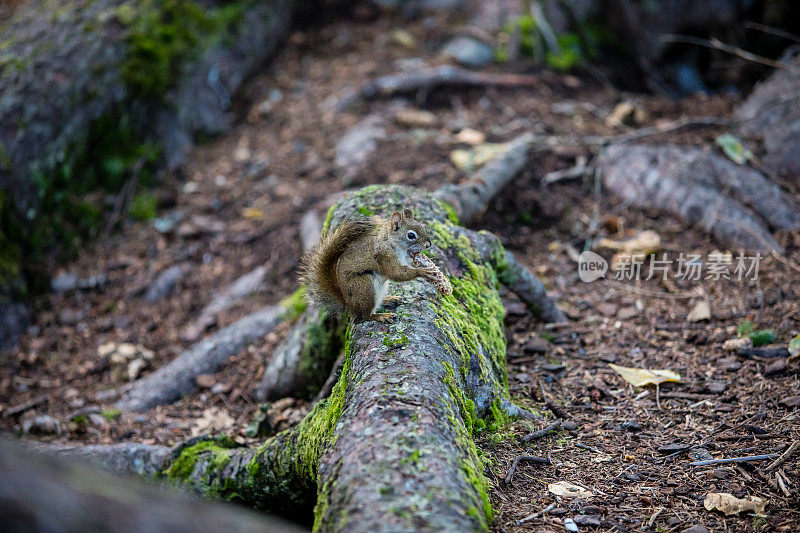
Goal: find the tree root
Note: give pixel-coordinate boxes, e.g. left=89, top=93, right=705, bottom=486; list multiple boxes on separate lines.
left=110, top=305, right=287, bottom=411
left=253, top=304, right=344, bottom=401
left=597, top=144, right=799, bottom=252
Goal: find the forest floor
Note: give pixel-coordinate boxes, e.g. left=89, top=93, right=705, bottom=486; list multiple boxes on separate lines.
left=2, top=11, right=799, bottom=533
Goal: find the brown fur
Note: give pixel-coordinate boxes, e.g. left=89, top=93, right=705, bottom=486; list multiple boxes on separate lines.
left=300, top=208, right=437, bottom=321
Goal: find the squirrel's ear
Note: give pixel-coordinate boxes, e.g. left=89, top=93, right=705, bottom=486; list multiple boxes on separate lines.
left=403, top=208, right=413, bottom=219
left=391, top=211, right=402, bottom=230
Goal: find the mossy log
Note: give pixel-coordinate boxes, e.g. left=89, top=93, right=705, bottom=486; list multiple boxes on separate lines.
left=52, top=183, right=564, bottom=532
left=0, top=439, right=303, bottom=533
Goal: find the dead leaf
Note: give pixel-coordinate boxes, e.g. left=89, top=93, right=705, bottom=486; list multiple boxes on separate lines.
left=715, top=134, right=753, bottom=165
left=609, top=364, right=682, bottom=387
left=191, top=407, right=235, bottom=437
left=242, top=207, right=264, bottom=221
left=598, top=230, right=660, bottom=256
left=455, top=128, right=486, bottom=145
left=687, top=300, right=711, bottom=322
left=606, top=101, right=648, bottom=128
left=704, top=492, right=766, bottom=515
left=548, top=481, right=593, bottom=499
left=450, top=142, right=510, bottom=171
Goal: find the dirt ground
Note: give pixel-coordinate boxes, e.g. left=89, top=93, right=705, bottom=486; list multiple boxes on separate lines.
left=2, top=12, right=799, bottom=532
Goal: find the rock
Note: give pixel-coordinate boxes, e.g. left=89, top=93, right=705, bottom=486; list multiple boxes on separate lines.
left=549, top=507, right=568, bottom=516
left=764, top=358, right=787, bottom=376
left=712, top=469, right=729, bottom=479
left=562, top=421, right=578, bottom=431
left=210, top=382, right=232, bottom=395
left=196, top=374, right=216, bottom=389
left=513, top=373, right=531, bottom=383
left=596, top=302, right=618, bottom=316
left=779, top=395, right=800, bottom=408
left=658, top=443, right=690, bottom=454
left=51, top=272, right=78, bottom=293
left=524, top=338, right=550, bottom=354
left=395, top=109, right=437, bottom=128
left=563, top=517, right=579, bottom=532
left=573, top=515, right=601, bottom=527
left=126, top=358, right=147, bottom=381
left=98, top=343, right=154, bottom=366
left=715, top=357, right=742, bottom=372
left=144, top=266, right=184, bottom=304
left=335, top=114, right=386, bottom=182
left=667, top=517, right=681, bottom=527
left=680, top=526, right=709, bottom=533
left=688, top=448, right=713, bottom=462
left=722, top=337, right=752, bottom=351
left=441, top=36, right=493, bottom=68
left=21, top=413, right=62, bottom=436
left=706, top=381, right=727, bottom=394
left=541, top=363, right=566, bottom=373
left=87, top=413, right=109, bottom=429
left=0, top=302, right=29, bottom=353
left=623, top=471, right=641, bottom=482
left=617, top=307, right=639, bottom=320
left=619, top=420, right=641, bottom=432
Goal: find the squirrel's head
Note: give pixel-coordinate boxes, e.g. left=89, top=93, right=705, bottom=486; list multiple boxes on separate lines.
left=389, top=208, right=431, bottom=257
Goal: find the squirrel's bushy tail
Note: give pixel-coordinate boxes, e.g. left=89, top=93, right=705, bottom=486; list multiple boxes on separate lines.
left=300, top=217, right=376, bottom=315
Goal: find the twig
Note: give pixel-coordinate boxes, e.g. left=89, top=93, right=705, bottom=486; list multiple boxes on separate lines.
left=542, top=156, right=589, bottom=186
left=717, top=434, right=780, bottom=442
left=744, top=21, right=800, bottom=44
left=505, top=455, right=550, bottom=484
left=575, top=442, right=602, bottom=454
left=660, top=34, right=800, bottom=75
left=516, top=503, right=556, bottom=525
left=2, top=394, right=48, bottom=417
left=690, top=453, right=779, bottom=467
left=775, top=471, right=791, bottom=497
left=648, top=507, right=664, bottom=528
left=522, top=420, right=561, bottom=442
left=764, top=441, right=799, bottom=473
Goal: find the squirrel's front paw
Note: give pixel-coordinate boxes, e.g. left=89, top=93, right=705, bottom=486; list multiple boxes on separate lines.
left=382, top=295, right=402, bottom=307
left=371, top=312, right=396, bottom=324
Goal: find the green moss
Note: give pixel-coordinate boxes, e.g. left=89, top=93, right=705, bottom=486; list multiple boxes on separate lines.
left=357, top=206, right=374, bottom=216
left=163, top=438, right=236, bottom=483
left=435, top=199, right=460, bottom=225
left=382, top=331, right=409, bottom=350
left=279, top=287, right=308, bottom=322
left=129, top=191, right=158, bottom=221
left=120, top=0, right=250, bottom=98
left=322, top=204, right=336, bottom=234
left=297, top=308, right=347, bottom=398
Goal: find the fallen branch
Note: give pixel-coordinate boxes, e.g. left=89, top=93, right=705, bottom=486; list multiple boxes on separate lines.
left=764, top=441, right=799, bottom=473
left=360, top=65, right=542, bottom=100
left=516, top=503, right=556, bottom=525
left=180, top=266, right=267, bottom=342
left=505, top=455, right=550, bottom=484
left=660, top=34, right=800, bottom=75
left=435, top=132, right=535, bottom=224
left=690, top=453, right=779, bottom=467
left=737, top=346, right=790, bottom=359
left=522, top=420, right=562, bottom=442
left=111, top=305, right=287, bottom=411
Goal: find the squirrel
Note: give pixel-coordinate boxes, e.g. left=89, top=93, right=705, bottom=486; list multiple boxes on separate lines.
left=301, top=208, right=440, bottom=322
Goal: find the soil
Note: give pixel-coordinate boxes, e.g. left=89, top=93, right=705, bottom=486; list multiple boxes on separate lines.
left=2, top=11, right=799, bottom=532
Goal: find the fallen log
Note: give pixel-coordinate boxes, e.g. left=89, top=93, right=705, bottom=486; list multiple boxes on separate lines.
left=597, top=144, right=800, bottom=252
left=0, top=439, right=302, bottom=533
left=53, top=183, right=563, bottom=531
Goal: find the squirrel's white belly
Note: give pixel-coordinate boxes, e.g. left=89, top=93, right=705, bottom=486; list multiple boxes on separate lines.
left=371, top=273, right=389, bottom=313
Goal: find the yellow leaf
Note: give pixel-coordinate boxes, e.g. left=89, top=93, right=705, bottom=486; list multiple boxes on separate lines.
left=704, top=493, right=766, bottom=516
left=609, top=364, right=681, bottom=387
left=598, top=230, right=660, bottom=256
left=242, top=207, right=264, bottom=220
left=450, top=142, right=510, bottom=171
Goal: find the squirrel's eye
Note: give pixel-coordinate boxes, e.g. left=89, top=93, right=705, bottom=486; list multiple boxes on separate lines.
left=406, top=230, right=417, bottom=241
